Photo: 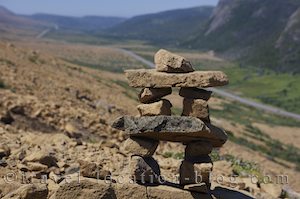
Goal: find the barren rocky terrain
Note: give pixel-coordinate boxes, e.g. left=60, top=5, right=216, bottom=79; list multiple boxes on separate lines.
left=0, top=40, right=300, bottom=198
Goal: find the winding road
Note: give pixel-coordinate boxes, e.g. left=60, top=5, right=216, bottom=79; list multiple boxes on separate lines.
left=119, top=49, right=300, bottom=121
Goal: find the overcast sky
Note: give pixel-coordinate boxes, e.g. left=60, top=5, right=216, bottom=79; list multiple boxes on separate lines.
left=0, top=0, right=218, bottom=17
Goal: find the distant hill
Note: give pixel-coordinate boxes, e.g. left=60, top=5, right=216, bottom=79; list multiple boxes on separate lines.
left=0, top=6, right=46, bottom=29
left=28, top=14, right=126, bottom=32
left=105, top=6, right=214, bottom=45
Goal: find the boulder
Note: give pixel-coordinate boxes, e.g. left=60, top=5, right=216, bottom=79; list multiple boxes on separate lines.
left=139, top=88, right=172, bottom=103
left=79, top=160, right=111, bottom=180
left=260, top=183, right=282, bottom=198
left=2, top=184, right=48, bottom=199
left=179, top=88, right=212, bottom=101
left=0, top=180, right=22, bottom=198
left=114, top=183, right=148, bottom=199
left=154, top=49, right=194, bottom=73
left=123, top=137, right=159, bottom=157
left=52, top=178, right=212, bottom=199
left=23, top=149, right=58, bottom=168
left=54, top=180, right=115, bottom=199
left=130, top=156, right=161, bottom=184
left=137, top=99, right=172, bottom=116
left=182, top=98, right=210, bottom=123
left=112, top=116, right=227, bottom=147
left=125, top=69, right=229, bottom=88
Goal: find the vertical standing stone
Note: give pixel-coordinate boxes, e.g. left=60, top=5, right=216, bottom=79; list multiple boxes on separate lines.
left=130, top=156, right=161, bottom=184
left=139, top=88, right=172, bottom=103
left=182, top=98, right=210, bottom=123
left=137, top=99, right=172, bottom=116
left=179, top=88, right=212, bottom=101
left=123, top=137, right=159, bottom=157
left=184, top=141, right=213, bottom=160
left=179, top=155, right=213, bottom=187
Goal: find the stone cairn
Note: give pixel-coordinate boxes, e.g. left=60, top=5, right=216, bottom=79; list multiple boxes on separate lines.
left=112, top=49, right=229, bottom=193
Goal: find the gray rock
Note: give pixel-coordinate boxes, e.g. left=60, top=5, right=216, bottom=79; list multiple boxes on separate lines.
left=125, top=69, right=229, bottom=88
left=154, top=49, right=194, bottom=73
left=112, top=116, right=227, bottom=147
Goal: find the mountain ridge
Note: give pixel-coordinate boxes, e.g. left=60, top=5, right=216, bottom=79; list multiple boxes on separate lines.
left=28, top=13, right=126, bottom=31
left=182, top=0, right=300, bottom=73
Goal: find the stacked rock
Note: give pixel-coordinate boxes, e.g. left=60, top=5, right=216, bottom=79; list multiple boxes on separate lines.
left=112, top=49, right=229, bottom=193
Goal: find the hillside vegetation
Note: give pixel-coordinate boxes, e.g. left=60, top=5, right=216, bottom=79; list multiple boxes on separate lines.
left=105, top=6, right=213, bottom=45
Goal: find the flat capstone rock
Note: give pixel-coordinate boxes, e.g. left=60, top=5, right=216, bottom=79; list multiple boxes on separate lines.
left=112, top=116, right=227, bottom=147
left=125, top=69, right=228, bottom=88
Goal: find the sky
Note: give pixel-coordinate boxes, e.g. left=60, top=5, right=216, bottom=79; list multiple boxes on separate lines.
left=0, top=0, right=218, bottom=17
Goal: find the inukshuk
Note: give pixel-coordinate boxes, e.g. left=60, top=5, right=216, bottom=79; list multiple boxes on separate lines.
left=112, top=49, right=229, bottom=193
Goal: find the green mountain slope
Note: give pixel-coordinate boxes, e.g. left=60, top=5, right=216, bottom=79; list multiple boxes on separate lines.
left=105, top=6, right=214, bottom=45
left=182, top=0, right=300, bottom=73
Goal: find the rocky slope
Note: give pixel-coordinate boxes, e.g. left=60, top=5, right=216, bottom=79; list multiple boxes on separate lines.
left=0, top=42, right=294, bottom=198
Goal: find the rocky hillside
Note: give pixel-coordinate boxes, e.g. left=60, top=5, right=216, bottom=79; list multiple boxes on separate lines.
left=275, top=7, right=300, bottom=72
left=0, top=41, right=294, bottom=198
